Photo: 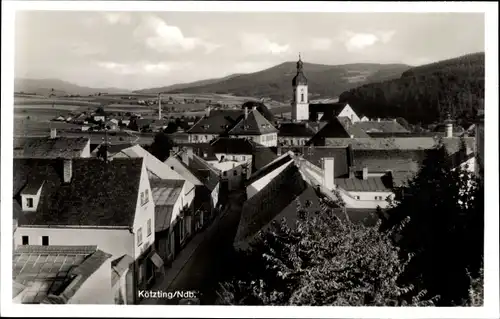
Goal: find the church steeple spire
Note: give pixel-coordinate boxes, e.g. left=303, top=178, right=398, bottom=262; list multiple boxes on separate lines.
left=293, top=53, right=307, bottom=86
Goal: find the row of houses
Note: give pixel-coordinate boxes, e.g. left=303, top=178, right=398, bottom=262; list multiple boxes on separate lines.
left=11, top=130, right=241, bottom=304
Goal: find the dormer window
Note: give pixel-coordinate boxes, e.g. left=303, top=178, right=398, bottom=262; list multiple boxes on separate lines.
left=21, top=180, right=45, bottom=212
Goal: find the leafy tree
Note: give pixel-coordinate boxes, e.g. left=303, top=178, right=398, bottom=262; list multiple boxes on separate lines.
left=149, top=132, right=175, bottom=162
left=163, top=122, right=178, bottom=134
left=381, top=143, right=484, bottom=305
left=217, top=199, right=435, bottom=306
left=128, top=120, right=139, bottom=132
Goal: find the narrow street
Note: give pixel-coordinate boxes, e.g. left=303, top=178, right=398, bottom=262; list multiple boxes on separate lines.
left=144, top=189, right=246, bottom=305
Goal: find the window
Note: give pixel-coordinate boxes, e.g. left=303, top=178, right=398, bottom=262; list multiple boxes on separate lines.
left=233, top=170, right=237, bottom=176
left=42, top=236, right=49, bottom=246
left=147, top=219, right=152, bottom=236
left=242, top=156, right=245, bottom=161
left=144, top=189, right=149, bottom=204
left=171, top=166, right=174, bottom=170
left=22, top=236, right=29, bottom=245
left=355, top=196, right=360, bottom=200
left=375, top=196, right=383, bottom=201
left=26, top=198, right=34, bottom=208
left=137, top=228, right=143, bottom=246
left=140, top=192, right=144, bottom=206
left=301, top=93, right=304, bottom=102
left=223, top=171, right=227, bottom=177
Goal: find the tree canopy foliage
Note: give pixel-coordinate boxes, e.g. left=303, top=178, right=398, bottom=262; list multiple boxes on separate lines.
left=149, top=132, right=175, bottom=162
left=218, top=142, right=484, bottom=307
left=339, top=52, right=484, bottom=126
left=381, top=143, right=484, bottom=305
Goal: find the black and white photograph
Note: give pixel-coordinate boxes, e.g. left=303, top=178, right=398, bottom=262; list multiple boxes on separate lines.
left=1, top=1, right=498, bottom=318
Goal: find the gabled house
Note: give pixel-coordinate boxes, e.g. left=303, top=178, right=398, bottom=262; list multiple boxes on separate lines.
left=246, top=151, right=295, bottom=199
left=234, top=163, right=322, bottom=250
left=165, top=150, right=216, bottom=229
left=150, top=179, right=191, bottom=265
left=228, top=107, right=278, bottom=147
left=187, top=108, right=244, bottom=143
left=308, top=102, right=360, bottom=123
left=307, top=117, right=367, bottom=146
left=352, top=119, right=410, bottom=134
left=13, top=245, right=113, bottom=304
left=13, top=157, right=161, bottom=304
left=210, top=137, right=254, bottom=179
left=14, top=129, right=90, bottom=158
left=277, top=122, right=316, bottom=146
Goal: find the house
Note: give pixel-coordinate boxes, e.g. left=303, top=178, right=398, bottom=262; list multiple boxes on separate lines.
left=277, top=122, right=316, bottom=146
left=234, top=163, right=322, bottom=250
left=53, top=115, right=66, bottom=122
left=228, top=107, right=278, bottom=147
left=306, top=117, right=368, bottom=145
left=93, top=115, right=106, bottom=122
left=13, top=245, right=114, bottom=304
left=187, top=108, right=244, bottom=143
left=13, top=157, right=161, bottom=304
left=151, top=179, right=192, bottom=265
left=210, top=137, right=254, bottom=178
left=246, top=151, right=295, bottom=199
left=81, top=125, right=90, bottom=132
left=360, top=116, right=370, bottom=122
left=252, top=145, right=279, bottom=173
left=167, top=131, right=190, bottom=144
left=352, top=119, right=409, bottom=134
left=14, top=129, right=90, bottom=158
left=308, top=102, right=360, bottom=123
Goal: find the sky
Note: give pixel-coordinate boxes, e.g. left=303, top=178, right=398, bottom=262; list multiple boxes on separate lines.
left=14, top=11, right=485, bottom=90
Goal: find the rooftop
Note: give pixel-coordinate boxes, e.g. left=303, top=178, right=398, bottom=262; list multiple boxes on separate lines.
left=335, top=174, right=394, bottom=192
left=13, top=245, right=112, bottom=304
left=281, top=146, right=351, bottom=178
left=187, top=109, right=243, bottom=134
left=235, top=164, right=321, bottom=248
left=277, top=122, right=316, bottom=137
left=210, top=137, right=254, bottom=155
left=353, top=120, right=410, bottom=134
left=150, top=179, right=185, bottom=232
left=247, top=151, right=294, bottom=185
left=14, top=137, right=89, bottom=159
left=228, top=108, right=278, bottom=136
left=14, top=158, right=144, bottom=228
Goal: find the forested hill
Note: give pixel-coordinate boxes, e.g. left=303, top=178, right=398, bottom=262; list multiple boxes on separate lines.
left=339, top=52, right=485, bottom=126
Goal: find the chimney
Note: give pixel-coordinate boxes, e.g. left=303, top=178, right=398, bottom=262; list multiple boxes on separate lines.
left=322, top=157, right=335, bottom=190
left=158, top=94, right=162, bottom=120
left=244, top=107, right=249, bottom=119
left=277, top=147, right=282, bottom=156
left=377, top=118, right=381, bottom=122
left=348, top=166, right=355, bottom=179
left=206, top=105, right=211, bottom=117
left=252, top=106, right=257, bottom=111
left=63, top=159, right=73, bottom=183
left=445, top=113, right=454, bottom=138
left=182, top=147, right=193, bottom=166
left=362, top=167, right=368, bottom=180
left=50, top=128, right=57, bottom=139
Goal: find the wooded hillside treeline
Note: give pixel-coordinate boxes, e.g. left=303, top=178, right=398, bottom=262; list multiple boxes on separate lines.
left=339, top=52, right=485, bottom=126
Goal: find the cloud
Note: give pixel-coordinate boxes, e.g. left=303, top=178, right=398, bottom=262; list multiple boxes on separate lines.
left=103, top=12, right=132, bottom=25
left=340, top=30, right=396, bottom=52
left=70, top=42, right=106, bottom=57
left=134, top=15, right=220, bottom=54
left=232, top=61, right=277, bottom=73
left=97, top=60, right=191, bottom=75
left=240, top=33, right=290, bottom=55
left=310, top=38, right=333, bottom=51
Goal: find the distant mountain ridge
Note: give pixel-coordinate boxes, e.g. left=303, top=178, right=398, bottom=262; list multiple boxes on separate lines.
left=137, top=73, right=244, bottom=94
left=14, top=78, right=129, bottom=95
left=134, top=62, right=412, bottom=101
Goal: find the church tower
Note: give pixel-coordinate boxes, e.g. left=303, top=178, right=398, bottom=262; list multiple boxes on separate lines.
left=291, top=54, right=309, bottom=121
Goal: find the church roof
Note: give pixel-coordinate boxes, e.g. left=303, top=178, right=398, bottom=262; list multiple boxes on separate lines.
left=292, top=57, right=308, bottom=86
